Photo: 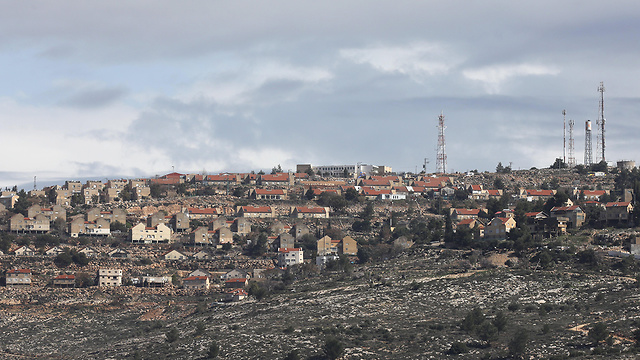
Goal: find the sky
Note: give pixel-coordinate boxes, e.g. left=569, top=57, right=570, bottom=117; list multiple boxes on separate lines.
left=2, top=1, right=640, bottom=189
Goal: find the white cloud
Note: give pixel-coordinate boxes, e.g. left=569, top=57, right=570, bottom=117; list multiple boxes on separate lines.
left=180, top=60, right=333, bottom=106
left=463, top=63, right=561, bottom=94
left=340, top=42, right=456, bottom=81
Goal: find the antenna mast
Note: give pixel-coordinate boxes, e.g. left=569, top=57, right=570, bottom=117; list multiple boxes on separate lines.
left=436, top=113, right=447, bottom=174
left=568, top=119, right=576, bottom=168
left=584, top=120, right=593, bottom=167
left=596, top=81, right=606, bottom=163
left=562, top=109, right=566, bottom=164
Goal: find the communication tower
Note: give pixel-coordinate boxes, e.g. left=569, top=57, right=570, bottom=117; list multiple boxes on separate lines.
left=567, top=119, right=576, bottom=168
left=596, top=82, right=606, bottom=163
left=584, top=120, right=593, bottom=166
left=436, top=112, right=447, bottom=174
left=562, top=109, right=566, bottom=164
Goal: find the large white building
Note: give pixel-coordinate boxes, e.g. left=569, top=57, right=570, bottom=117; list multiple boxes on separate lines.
left=307, top=163, right=391, bottom=178
left=277, top=248, right=304, bottom=267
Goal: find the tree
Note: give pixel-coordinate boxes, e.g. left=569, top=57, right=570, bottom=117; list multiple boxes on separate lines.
left=550, top=157, right=567, bottom=169
left=71, top=193, right=85, bottom=207
left=207, top=342, right=220, bottom=359
left=282, top=350, right=300, bottom=360
left=54, top=252, right=73, bottom=268
left=12, top=190, right=30, bottom=216
left=508, top=328, right=529, bottom=358
left=110, top=221, right=128, bottom=233
left=344, top=187, right=359, bottom=202
left=588, top=322, right=609, bottom=345
left=323, top=337, right=344, bottom=360
left=271, top=164, right=283, bottom=174
left=342, top=168, right=349, bottom=178
left=492, top=311, right=508, bottom=332
left=305, top=187, right=316, bottom=200
left=493, top=177, right=505, bottom=190
left=165, top=327, right=180, bottom=343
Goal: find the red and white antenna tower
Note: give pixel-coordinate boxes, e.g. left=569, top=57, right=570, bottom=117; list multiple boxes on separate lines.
left=596, top=81, right=606, bottom=163
left=436, top=112, right=447, bottom=174
left=562, top=109, right=566, bottom=164
left=568, top=119, right=576, bottom=168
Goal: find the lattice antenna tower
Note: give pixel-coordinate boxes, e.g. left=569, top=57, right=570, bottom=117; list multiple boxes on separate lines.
left=568, top=119, right=576, bottom=168
left=596, top=81, right=606, bottom=163
left=584, top=120, right=593, bottom=166
left=562, top=109, right=566, bottom=164
left=436, top=112, right=447, bottom=174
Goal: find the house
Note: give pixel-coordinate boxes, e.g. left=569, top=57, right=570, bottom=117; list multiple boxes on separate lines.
left=10, top=213, right=50, bottom=233
left=290, top=206, right=330, bottom=219
left=138, top=276, right=172, bottom=287
left=484, top=217, right=517, bottom=240
left=277, top=248, right=304, bottom=267
left=275, top=233, right=295, bottom=250
left=205, top=174, right=241, bottom=186
left=218, top=227, right=234, bottom=244
left=257, top=173, right=294, bottom=186
left=520, top=189, right=556, bottom=202
left=250, top=188, right=288, bottom=200
left=317, top=235, right=335, bottom=256
left=189, top=269, right=211, bottom=278
left=225, top=278, right=249, bottom=289
left=225, top=288, right=248, bottom=302
left=45, top=246, right=66, bottom=257
left=0, top=193, right=19, bottom=208
left=183, top=276, right=210, bottom=290
left=172, top=212, right=190, bottom=232
left=52, top=274, right=75, bottom=288
left=358, top=179, right=392, bottom=191
left=578, top=189, right=609, bottom=201
left=186, top=207, right=220, bottom=220
left=450, top=208, right=481, bottom=221
left=98, top=268, right=122, bottom=287
left=316, top=254, right=340, bottom=268
left=232, top=217, right=251, bottom=235
left=27, top=204, right=66, bottom=222
left=236, top=206, right=275, bottom=218
left=341, top=236, right=358, bottom=255
left=130, top=223, right=172, bottom=244
left=190, top=226, right=216, bottom=246
left=6, top=269, right=32, bottom=286
left=78, top=246, right=98, bottom=258
left=147, top=211, right=170, bottom=228
left=602, top=202, right=634, bottom=224
left=108, top=248, right=130, bottom=259
left=550, top=205, right=585, bottom=228
left=221, top=269, right=250, bottom=281
left=86, top=208, right=127, bottom=224
left=69, top=218, right=111, bottom=237
left=14, top=245, right=37, bottom=256
left=163, top=249, right=188, bottom=261
left=193, top=250, right=213, bottom=260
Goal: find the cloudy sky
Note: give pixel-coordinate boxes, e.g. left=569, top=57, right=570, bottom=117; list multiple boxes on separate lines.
left=2, top=1, right=640, bottom=189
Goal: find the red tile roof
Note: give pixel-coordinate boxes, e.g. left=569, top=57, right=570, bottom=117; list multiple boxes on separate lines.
left=53, top=274, right=75, bottom=280
left=7, top=269, right=31, bottom=274
left=453, top=208, right=480, bottom=216
left=255, top=189, right=285, bottom=195
left=240, top=206, right=272, bottom=213
left=295, top=207, right=326, bottom=213
left=605, top=202, right=631, bottom=208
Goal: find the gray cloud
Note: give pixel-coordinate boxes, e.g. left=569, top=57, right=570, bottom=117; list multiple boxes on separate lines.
left=59, top=86, right=127, bottom=108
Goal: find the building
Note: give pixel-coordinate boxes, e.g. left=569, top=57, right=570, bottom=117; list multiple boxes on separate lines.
left=69, top=218, right=111, bottom=237
left=10, top=214, right=50, bottom=233
left=550, top=205, right=585, bottom=228
left=236, top=206, right=275, bottom=218
left=98, top=269, right=122, bottom=287
left=183, top=276, right=210, bottom=290
left=6, top=269, right=32, bottom=286
left=87, top=208, right=127, bottom=224
left=484, top=217, right=517, bottom=240
left=602, top=202, right=634, bottom=224
left=277, top=248, right=304, bottom=267
left=52, top=274, right=75, bottom=288
left=250, top=188, right=288, bottom=200
left=163, top=249, right=188, bottom=261
left=130, top=223, right=172, bottom=244
left=290, top=206, right=330, bottom=219
left=341, top=236, right=358, bottom=255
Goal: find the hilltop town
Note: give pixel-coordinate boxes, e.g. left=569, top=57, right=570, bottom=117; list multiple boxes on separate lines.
left=1, top=161, right=640, bottom=359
